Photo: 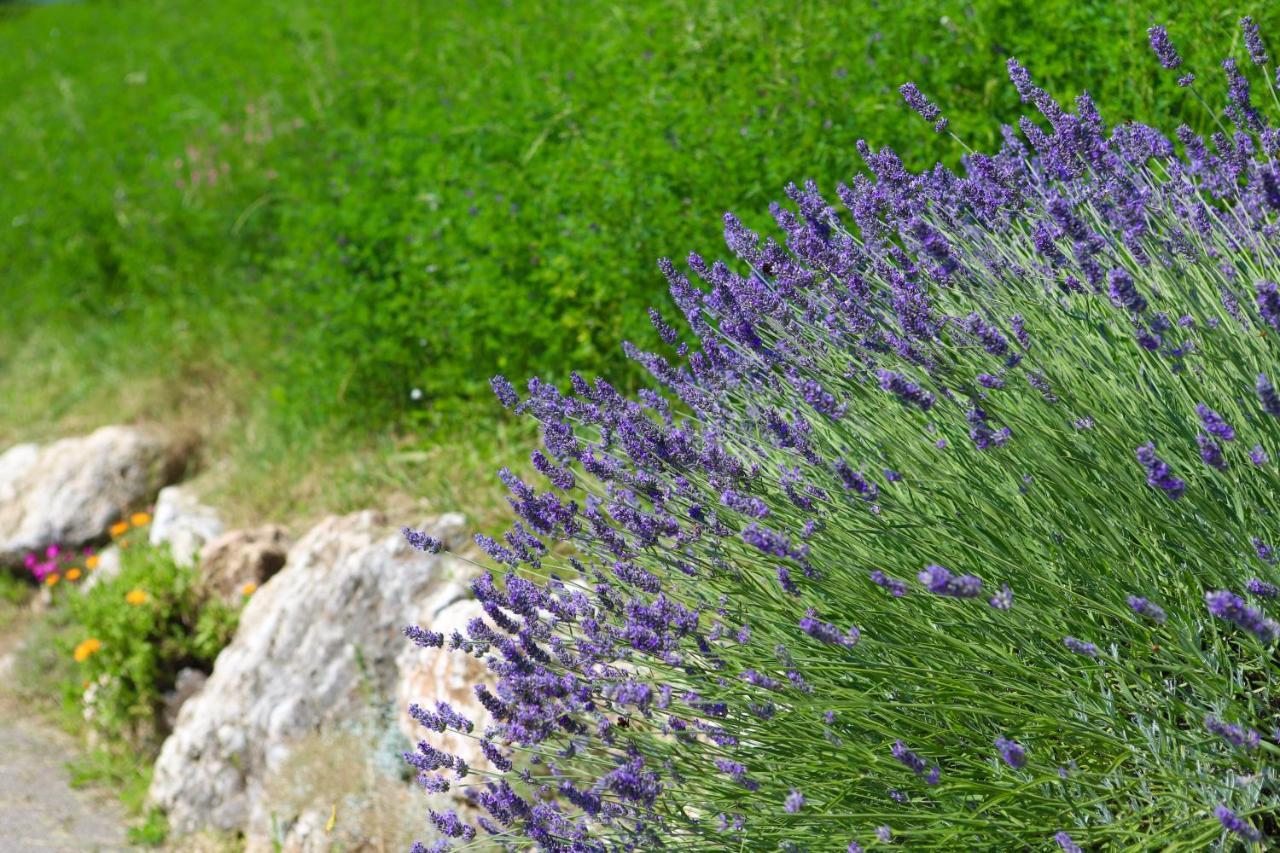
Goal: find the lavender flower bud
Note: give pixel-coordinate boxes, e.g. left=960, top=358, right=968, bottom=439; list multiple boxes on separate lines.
left=898, top=82, right=948, bottom=133
left=1126, top=595, right=1167, bottom=624
left=1136, top=442, right=1186, bottom=499
left=1205, top=590, right=1280, bottom=643
left=1205, top=715, right=1261, bottom=751
left=995, top=736, right=1026, bottom=769
left=1063, top=636, right=1099, bottom=658
left=1241, top=16, right=1270, bottom=67
left=1257, top=373, right=1280, bottom=416
left=1148, top=26, right=1183, bottom=70
left=403, top=526, right=443, bottom=553
left=1054, top=832, right=1084, bottom=853
left=871, top=570, right=909, bottom=597
left=1247, top=578, right=1279, bottom=598
left=918, top=564, right=983, bottom=598
left=1215, top=805, right=1262, bottom=843
left=891, top=740, right=940, bottom=783
left=1195, top=404, right=1236, bottom=441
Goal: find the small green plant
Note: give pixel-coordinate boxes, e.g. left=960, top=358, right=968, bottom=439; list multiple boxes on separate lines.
left=64, top=543, right=239, bottom=748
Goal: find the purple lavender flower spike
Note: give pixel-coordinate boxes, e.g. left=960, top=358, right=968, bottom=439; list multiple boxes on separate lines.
left=1215, top=805, right=1262, bottom=843
left=1242, top=16, right=1270, bottom=67
left=1054, top=832, right=1084, bottom=853
left=1247, top=578, right=1279, bottom=598
left=1136, top=443, right=1186, bottom=499
left=877, top=369, right=935, bottom=411
left=403, top=526, right=444, bottom=554
left=1258, top=374, right=1280, bottom=416
left=1261, top=283, right=1280, bottom=328
left=989, top=584, right=1014, bottom=611
left=784, top=789, right=805, bottom=813
left=1127, top=595, right=1168, bottom=625
left=799, top=609, right=861, bottom=648
left=1205, top=715, right=1261, bottom=751
left=899, top=82, right=948, bottom=132
left=871, top=570, right=909, bottom=597
left=1205, top=590, right=1280, bottom=643
left=918, top=564, right=983, bottom=598
left=490, top=375, right=519, bottom=409
left=995, top=736, right=1026, bottom=769
left=1195, top=404, right=1235, bottom=441
left=1063, top=636, right=1099, bottom=658
left=404, top=625, right=444, bottom=648
left=1148, top=26, right=1183, bottom=69
left=891, top=740, right=940, bottom=783
left=1252, top=537, right=1276, bottom=564
left=1198, top=434, right=1228, bottom=471
left=1251, top=444, right=1270, bottom=466
left=1108, top=268, right=1147, bottom=313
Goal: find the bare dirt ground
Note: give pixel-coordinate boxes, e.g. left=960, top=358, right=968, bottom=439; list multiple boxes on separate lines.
left=0, top=615, right=132, bottom=852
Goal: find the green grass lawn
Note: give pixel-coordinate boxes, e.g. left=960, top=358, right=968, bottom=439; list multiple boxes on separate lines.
left=1, top=0, right=1272, bottom=526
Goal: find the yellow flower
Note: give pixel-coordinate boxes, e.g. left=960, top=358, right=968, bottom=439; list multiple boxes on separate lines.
left=74, top=638, right=102, bottom=662
left=65, top=568, right=82, bottom=581
left=45, top=573, right=60, bottom=586
left=125, top=588, right=149, bottom=606
left=109, top=521, right=129, bottom=537
left=86, top=554, right=100, bottom=570
left=240, top=581, right=258, bottom=597
left=130, top=512, right=151, bottom=527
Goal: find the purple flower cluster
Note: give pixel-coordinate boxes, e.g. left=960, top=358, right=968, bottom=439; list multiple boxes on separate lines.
left=1215, top=805, right=1262, bottom=843
left=891, top=740, right=940, bottom=785
left=918, top=564, right=983, bottom=598
left=870, top=569, right=909, bottom=597
left=994, top=736, right=1026, bottom=769
left=1126, top=595, right=1168, bottom=625
left=1205, top=590, right=1280, bottom=643
left=1063, top=637, right=1099, bottom=658
left=1204, top=715, right=1261, bottom=751
left=1136, top=443, right=1186, bottom=499
left=799, top=609, right=860, bottom=648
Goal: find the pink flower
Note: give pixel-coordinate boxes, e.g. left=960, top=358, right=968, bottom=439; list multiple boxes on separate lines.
left=45, top=544, right=60, bottom=559
left=23, top=553, right=37, bottom=569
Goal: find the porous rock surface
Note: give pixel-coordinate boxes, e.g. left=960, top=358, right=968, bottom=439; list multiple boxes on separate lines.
left=0, top=425, right=184, bottom=565
left=198, top=524, right=292, bottom=602
left=148, top=509, right=474, bottom=843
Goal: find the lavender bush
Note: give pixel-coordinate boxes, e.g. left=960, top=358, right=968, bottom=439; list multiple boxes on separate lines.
left=403, top=19, right=1280, bottom=850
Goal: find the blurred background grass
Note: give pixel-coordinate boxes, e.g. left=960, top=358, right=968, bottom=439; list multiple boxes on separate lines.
left=0, top=0, right=1272, bottom=528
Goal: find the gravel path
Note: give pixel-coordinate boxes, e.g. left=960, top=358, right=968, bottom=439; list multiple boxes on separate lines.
left=0, top=631, right=132, bottom=852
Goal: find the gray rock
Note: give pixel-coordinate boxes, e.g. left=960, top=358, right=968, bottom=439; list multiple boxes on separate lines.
left=148, top=510, right=473, bottom=842
left=162, top=667, right=209, bottom=733
left=149, top=486, right=223, bottom=567
left=0, top=426, right=184, bottom=566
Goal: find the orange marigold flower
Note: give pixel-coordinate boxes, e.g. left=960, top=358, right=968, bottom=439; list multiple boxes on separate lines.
left=45, top=573, right=60, bottom=586
left=125, top=588, right=149, bottom=606
left=74, top=638, right=102, bottom=662
left=240, top=581, right=258, bottom=597
left=130, top=512, right=151, bottom=527
left=109, top=521, right=129, bottom=537
left=66, top=568, right=82, bottom=581
left=86, top=554, right=100, bottom=570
